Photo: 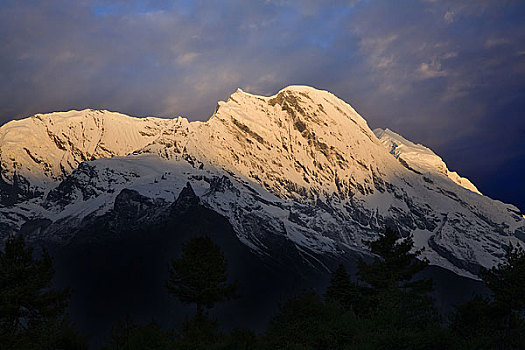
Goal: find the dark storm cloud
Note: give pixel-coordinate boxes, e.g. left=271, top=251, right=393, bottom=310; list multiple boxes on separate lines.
left=0, top=0, right=524, bottom=210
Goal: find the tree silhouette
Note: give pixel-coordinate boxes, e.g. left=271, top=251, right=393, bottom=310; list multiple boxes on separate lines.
left=449, top=295, right=499, bottom=349
left=0, top=235, right=85, bottom=349
left=480, top=243, right=525, bottom=349
left=325, top=263, right=360, bottom=312
left=263, top=290, right=358, bottom=350
left=358, top=227, right=431, bottom=294
left=167, top=236, right=237, bottom=315
left=357, top=227, right=436, bottom=331
left=102, top=314, right=175, bottom=350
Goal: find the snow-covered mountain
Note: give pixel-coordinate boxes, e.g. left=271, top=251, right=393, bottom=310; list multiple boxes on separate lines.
left=373, top=128, right=481, bottom=195
left=1, top=86, right=523, bottom=278
left=0, top=109, right=182, bottom=201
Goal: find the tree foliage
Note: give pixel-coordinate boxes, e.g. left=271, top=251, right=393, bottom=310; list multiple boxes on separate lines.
left=9, top=226, right=525, bottom=349
left=478, top=243, right=525, bottom=349
left=166, top=236, right=237, bottom=315
left=358, top=226, right=432, bottom=294
left=0, top=234, right=85, bottom=349
left=102, top=314, right=176, bottom=350
left=324, top=263, right=361, bottom=312
left=166, top=236, right=247, bottom=349
left=449, top=295, right=500, bottom=349
left=356, top=227, right=436, bottom=328
left=263, top=290, right=360, bottom=350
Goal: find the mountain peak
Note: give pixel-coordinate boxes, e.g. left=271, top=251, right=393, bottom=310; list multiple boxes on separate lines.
left=374, top=128, right=481, bottom=194
left=200, top=85, right=393, bottom=201
left=216, top=84, right=370, bottom=132
left=1, top=85, right=523, bottom=279
left=0, top=108, right=178, bottom=193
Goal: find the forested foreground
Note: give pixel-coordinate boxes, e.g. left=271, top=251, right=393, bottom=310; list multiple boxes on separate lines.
left=1, top=228, right=525, bottom=349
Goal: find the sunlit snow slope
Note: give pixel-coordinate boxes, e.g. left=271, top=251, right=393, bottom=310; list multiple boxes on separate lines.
left=0, top=86, right=523, bottom=278
left=373, top=128, right=481, bottom=194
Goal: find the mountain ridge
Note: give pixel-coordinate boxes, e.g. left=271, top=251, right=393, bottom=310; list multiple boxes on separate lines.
left=373, top=127, right=481, bottom=195
left=0, top=85, right=523, bottom=279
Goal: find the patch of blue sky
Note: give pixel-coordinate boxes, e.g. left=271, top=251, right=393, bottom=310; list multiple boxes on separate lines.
left=91, top=0, right=173, bottom=16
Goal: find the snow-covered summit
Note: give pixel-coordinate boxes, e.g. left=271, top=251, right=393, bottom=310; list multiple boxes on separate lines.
left=374, top=128, right=481, bottom=194
left=0, top=109, right=184, bottom=195
left=198, top=84, right=389, bottom=200
left=0, top=86, right=523, bottom=278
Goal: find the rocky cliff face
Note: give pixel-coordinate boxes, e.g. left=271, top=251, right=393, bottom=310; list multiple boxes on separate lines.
left=1, top=86, right=523, bottom=278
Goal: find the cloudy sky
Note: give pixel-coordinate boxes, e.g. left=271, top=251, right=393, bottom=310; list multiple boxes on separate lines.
left=1, top=0, right=524, bottom=211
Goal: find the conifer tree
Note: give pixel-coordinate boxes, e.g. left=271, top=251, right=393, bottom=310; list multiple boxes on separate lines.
left=263, top=290, right=358, bottom=350
left=0, top=234, right=85, bottom=349
left=167, top=236, right=239, bottom=349
left=325, top=263, right=360, bottom=312
left=167, top=236, right=237, bottom=315
left=357, top=227, right=436, bottom=330
left=479, top=243, right=525, bottom=349
left=358, top=227, right=431, bottom=294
